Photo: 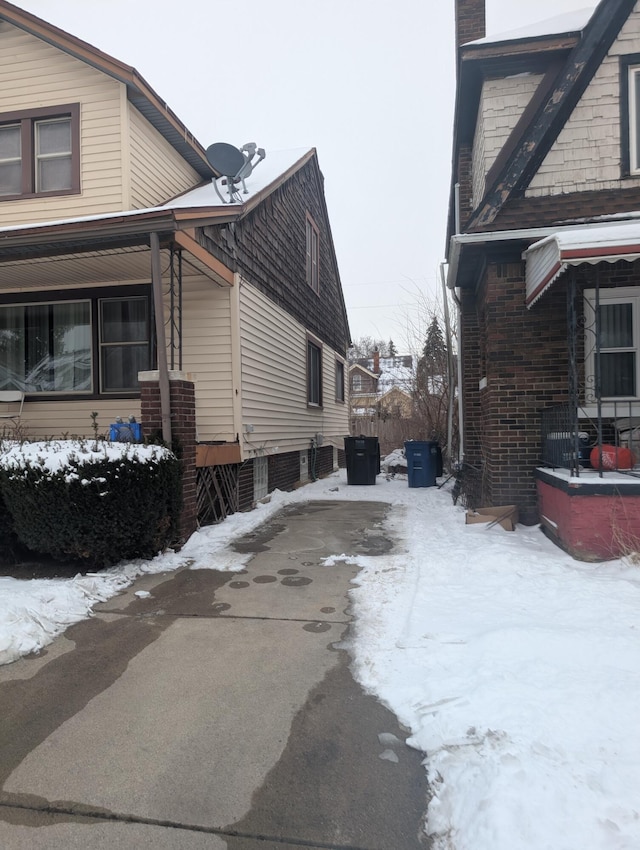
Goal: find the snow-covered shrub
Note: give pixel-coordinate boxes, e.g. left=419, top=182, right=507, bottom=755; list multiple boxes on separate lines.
left=0, top=484, right=21, bottom=562
left=0, top=440, right=182, bottom=568
left=0, top=440, right=24, bottom=562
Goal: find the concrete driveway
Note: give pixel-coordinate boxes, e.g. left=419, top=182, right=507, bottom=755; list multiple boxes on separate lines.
left=0, top=500, right=430, bottom=849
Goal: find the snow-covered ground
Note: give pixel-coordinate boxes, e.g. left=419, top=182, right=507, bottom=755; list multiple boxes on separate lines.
left=1, top=467, right=639, bottom=850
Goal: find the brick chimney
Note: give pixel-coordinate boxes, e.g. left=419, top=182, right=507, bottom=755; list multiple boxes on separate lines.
left=373, top=348, right=380, bottom=374
left=455, top=0, right=486, bottom=48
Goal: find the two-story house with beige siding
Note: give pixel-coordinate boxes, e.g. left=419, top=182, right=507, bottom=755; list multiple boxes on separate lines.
left=0, top=0, right=350, bottom=534
left=448, top=0, right=640, bottom=559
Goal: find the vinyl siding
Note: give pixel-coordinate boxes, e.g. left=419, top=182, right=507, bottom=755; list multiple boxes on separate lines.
left=12, top=399, right=139, bottom=440
left=238, top=281, right=349, bottom=456
left=129, top=105, right=201, bottom=208
left=0, top=21, right=126, bottom=225
left=177, top=275, right=235, bottom=442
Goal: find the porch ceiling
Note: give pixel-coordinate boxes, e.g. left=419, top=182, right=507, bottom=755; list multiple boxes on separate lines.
left=0, top=242, right=231, bottom=293
left=524, top=220, right=640, bottom=307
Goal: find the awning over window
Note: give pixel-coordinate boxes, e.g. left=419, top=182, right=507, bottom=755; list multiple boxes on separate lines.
left=524, top=221, right=640, bottom=307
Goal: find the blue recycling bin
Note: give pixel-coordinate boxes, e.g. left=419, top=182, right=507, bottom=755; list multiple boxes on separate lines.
left=110, top=421, right=142, bottom=442
left=344, top=436, right=380, bottom=485
left=404, top=440, right=440, bottom=487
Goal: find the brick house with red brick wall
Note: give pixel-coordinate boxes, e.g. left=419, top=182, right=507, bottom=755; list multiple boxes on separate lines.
left=0, top=1, right=350, bottom=541
left=448, top=0, right=640, bottom=559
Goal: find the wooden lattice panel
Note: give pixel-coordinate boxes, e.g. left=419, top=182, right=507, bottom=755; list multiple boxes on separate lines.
left=196, top=464, right=240, bottom=526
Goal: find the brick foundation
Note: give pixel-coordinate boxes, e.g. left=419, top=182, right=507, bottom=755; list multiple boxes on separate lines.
left=268, top=450, right=301, bottom=493
left=537, top=472, right=640, bottom=560
left=139, top=371, right=197, bottom=543
left=238, top=446, right=338, bottom=512
left=312, top=444, right=334, bottom=479
left=238, top=461, right=254, bottom=512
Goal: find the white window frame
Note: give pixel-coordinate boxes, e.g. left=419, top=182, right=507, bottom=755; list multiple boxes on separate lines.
left=0, top=124, right=21, bottom=196
left=352, top=373, right=363, bottom=393
left=34, top=116, right=73, bottom=193
left=584, top=287, right=640, bottom=402
left=629, top=65, right=640, bottom=174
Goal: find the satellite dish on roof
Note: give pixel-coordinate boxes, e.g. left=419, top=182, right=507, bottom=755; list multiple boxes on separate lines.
left=206, top=143, right=245, bottom=178
left=205, top=142, right=266, bottom=204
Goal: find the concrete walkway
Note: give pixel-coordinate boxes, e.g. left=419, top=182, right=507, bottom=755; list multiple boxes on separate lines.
left=0, top=500, right=430, bottom=849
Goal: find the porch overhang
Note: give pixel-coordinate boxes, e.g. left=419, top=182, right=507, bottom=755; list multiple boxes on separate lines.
left=0, top=207, right=236, bottom=291
left=524, top=221, right=640, bottom=307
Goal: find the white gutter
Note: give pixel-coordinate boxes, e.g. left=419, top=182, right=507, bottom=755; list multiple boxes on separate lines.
left=446, top=217, right=640, bottom=289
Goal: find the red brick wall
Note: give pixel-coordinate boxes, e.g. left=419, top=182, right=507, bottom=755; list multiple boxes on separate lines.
left=455, top=0, right=485, bottom=47
left=140, top=377, right=197, bottom=542
left=461, top=261, right=570, bottom=523
left=538, top=479, right=640, bottom=560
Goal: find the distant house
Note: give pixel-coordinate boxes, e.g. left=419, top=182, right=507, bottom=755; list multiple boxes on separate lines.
left=348, top=361, right=380, bottom=434
left=348, top=350, right=417, bottom=450
left=448, top=0, right=640, bottom=558
left=0, top=0, right=350, bottom=535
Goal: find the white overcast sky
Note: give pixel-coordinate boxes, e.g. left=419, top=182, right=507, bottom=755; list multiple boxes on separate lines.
left=15, top=0, right=598, bottom=350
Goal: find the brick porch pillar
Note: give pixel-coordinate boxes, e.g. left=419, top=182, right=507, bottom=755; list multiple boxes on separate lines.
left=139, top=370, right=197, bottom=543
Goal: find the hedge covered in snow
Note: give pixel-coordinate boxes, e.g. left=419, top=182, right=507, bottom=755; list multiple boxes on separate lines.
left=0, top=440, right=182, bottom=568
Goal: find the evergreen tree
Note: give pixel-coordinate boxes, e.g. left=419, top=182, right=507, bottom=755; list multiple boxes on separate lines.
left=417, top=317, right=448, bottom=391
left=424, top=317, right=447, bottom=372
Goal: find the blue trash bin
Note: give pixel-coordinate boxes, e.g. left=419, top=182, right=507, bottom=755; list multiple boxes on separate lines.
left=404, top=440, right=439, bottom=487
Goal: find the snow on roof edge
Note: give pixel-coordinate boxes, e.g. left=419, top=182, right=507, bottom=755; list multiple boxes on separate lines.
left=467, top=6, right=597, bottom=47
left=0, top=148, right=314, bottom=237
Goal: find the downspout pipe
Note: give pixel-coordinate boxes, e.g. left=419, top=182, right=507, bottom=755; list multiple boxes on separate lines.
left=150, top=232, right=172, bottom=445
left=456, top=298, right=464, bottom=465
left=440, top=261, right=455, bottom=469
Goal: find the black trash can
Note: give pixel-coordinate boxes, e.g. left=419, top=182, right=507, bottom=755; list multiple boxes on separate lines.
left=344, top=436, right=380, bottom=485
left=404, top=440, right=440, bottom=488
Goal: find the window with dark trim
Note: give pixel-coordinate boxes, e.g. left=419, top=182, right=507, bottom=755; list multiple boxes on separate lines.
left=307, top=336, right=323, bottom=406
left=0, top=289, right=150, bottom=395
left=99, top=296, right=150, bottom=393
left=0, top=103, right=80, bottom=199
left=305, top=214, right=320, bottom=293
left=335, top=359, right=345, bottom=402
